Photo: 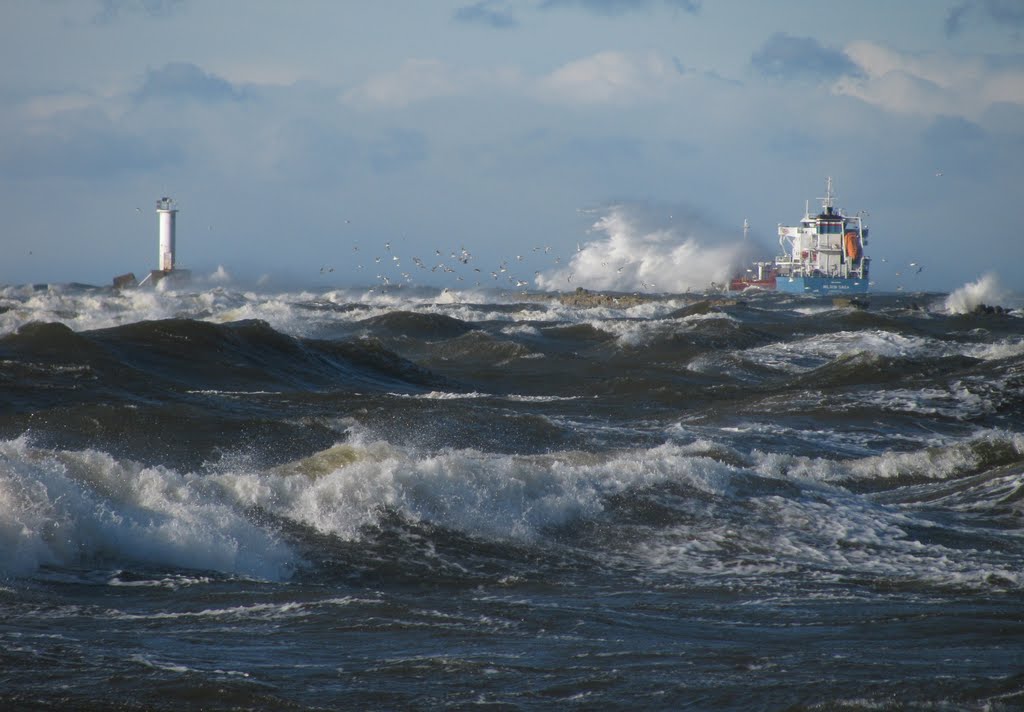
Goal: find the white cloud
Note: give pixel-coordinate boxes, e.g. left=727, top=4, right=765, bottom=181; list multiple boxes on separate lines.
left=535, top=50, right=680, bottom=105
left=342, top=51, right=688, bottom=110
left=342, top=59, right=522, bottom=108
left=835, top=41, right=1024, bottom=120
left=343, top=59, right=459, bottom=108
left=21, top=92, right=100, bottom=120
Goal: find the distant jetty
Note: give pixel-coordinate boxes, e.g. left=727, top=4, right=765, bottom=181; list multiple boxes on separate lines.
left=557, top=288, right=652, bottom=309
left=517, top=287, right=744, bottom=311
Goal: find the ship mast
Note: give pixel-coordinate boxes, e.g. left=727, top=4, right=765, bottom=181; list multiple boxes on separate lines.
left=819, top=176, right=835, bottom=213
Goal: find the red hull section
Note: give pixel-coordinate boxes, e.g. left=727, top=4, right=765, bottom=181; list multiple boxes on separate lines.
left=729, top=275, right=777, bottom=291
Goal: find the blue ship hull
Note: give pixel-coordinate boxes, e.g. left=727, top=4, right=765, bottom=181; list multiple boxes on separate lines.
left=774, top=275, right=869, bottom=295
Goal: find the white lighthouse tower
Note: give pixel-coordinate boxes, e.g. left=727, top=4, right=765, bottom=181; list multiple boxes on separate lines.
left=156, top=196, right=177, bottom=271
left=112, top=195, right=193, bottom=289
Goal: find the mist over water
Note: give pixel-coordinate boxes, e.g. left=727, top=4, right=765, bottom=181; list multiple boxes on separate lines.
left=2, top=279, right=1024, bottom=710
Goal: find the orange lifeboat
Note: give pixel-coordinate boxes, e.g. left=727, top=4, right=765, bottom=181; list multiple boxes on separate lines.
left=844, top=231, right=860, bottom=260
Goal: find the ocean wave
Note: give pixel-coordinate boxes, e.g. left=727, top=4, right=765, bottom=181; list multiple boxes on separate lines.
left=4, top=428, right=1022, bottom=596
left=358, top=310, right=476, bottom=339
left=0, top=436, right=295, bottom=580
left=0, top=317, right=447, bottom=403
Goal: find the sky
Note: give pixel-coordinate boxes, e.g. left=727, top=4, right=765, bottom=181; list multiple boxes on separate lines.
left=2, top=0, right=1023, bottom=294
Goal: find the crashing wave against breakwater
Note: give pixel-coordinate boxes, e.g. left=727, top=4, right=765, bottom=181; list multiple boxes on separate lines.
left=2, top=279, right=1024, bottom=711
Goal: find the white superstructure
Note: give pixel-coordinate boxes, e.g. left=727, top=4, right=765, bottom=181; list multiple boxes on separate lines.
left=774, top=177, right=868, bottom=282
left=729, top=177, right=873, bottom=295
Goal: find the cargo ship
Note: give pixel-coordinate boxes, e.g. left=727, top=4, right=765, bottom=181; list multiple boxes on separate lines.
left=730, top=178, right=869, bottom=295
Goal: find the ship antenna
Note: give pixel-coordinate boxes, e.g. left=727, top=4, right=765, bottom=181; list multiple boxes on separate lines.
left=819, top=176, right=834, bottom=211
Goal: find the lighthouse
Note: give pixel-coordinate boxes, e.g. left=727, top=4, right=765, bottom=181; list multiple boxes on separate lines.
left=156, top=196, right=177, bottom=271
left=115, top=195, right=192, bottom=288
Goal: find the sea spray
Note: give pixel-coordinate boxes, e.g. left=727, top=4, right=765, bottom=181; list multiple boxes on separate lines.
left=535, top=204, right=749, bottom=292
left=944, top=273, right=1008, bottom=314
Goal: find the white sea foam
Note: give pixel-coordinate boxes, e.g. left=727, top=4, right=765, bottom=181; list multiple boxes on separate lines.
left=0, top=437, right=295, bottom=580
left=633, top=456, right=1024, bottom=591
left=0, top=280, right=718, bottom=345
left=500, top=323, right=542, bottom=337
left=389, top=390, right=490, bottom=400
left=387, top=391, right=577, bottom=402
left=205, top=435, right=741, bottom=545
left=0, top=432, right=741, bottom=578
left=964, top=338, right=1024, bottom=361
left=718, top=329, right=952, bottom=375
left=4, top=422, right=1021, bottom=590
left=752, top=429, right=1024, bottom=485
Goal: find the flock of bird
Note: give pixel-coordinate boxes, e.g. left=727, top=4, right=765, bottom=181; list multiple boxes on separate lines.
left=315, top=232, right=928, bottom=295
left=319, top=237, right=595, bottom=293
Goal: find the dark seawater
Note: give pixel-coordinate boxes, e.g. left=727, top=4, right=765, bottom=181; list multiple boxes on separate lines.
left=2, top=283, right=1024, bottom=710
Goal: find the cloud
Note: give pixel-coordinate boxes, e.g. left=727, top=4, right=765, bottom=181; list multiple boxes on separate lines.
left=945, top=2, right=971, bottom=36
left=271, top=119, right=428, bottom=183
left=945, top=0, right=1024, bottom=37
left=136, top=62, right=243, bottom=103
left=346, top=51, right=685, bottom=109
left=834, top=41, right=1024, bottom=120
left=343, top=59, right=468, bottom=108
left=536, top=51, right=680, bottom=104
left=923, top=114, right=987, bottom=145
left=0, top=108, right=182, bottom=179
left=538, top=0, right=699, bottom=15
left=367, top=128, right=429, bottom=172
left=751, top=33, right=862, bottom=82
left=91, top=0, right=183, bottom=24
left=453, top=1, right=519, bottom=28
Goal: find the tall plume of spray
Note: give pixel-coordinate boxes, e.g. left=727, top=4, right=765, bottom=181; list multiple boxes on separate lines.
left=534, top=203, right=758, bottom=293
left=944, top=273, right=1008, bottom=314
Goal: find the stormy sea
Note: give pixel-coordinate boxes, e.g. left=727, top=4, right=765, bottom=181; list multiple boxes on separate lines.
left=2, top=279, right=1024, bottom=711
